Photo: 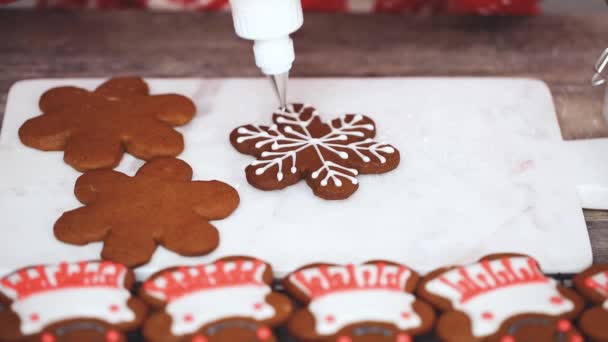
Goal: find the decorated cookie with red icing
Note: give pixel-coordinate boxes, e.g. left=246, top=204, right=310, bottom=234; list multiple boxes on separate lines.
left=230, top=104, right=400, bottom=200
left=417, top=254, right=584, bottom=342
left=0, top=261, right=146, bottom=342
left=573, top=264, right=608, bottom=342
left=282, top=261, right=435, bottom=341
left=139, top=257, right=293, bottom=342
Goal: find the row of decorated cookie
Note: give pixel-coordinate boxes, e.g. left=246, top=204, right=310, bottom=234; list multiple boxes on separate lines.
left=0, top=254, right=606, bottom=342
left=18, top=77, right=401, bottom=269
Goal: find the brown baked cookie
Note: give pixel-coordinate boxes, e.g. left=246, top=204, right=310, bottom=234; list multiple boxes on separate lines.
left=230, top=103, right=400, bottom=200
left=0, top=261, right=146, bottom=342
left=54, top=157, right=239, bottom=267
left=417, top=254, right=585, bottom=342
left=19, top=77, right=196, bottom=172
left=139, top=256, right=293, bottom=342
left=573, top=264, right=608, bottom=341
left=282, top=261, right=435, bottom=341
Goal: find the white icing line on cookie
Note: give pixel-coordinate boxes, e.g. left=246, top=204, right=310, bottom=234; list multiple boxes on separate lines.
left=235, top=104, right=395, bottom=186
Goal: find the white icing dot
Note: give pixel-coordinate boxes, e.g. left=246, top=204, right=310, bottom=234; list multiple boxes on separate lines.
left=353, top=114, right=363, bottom=122
left=311, top=171, right=320, bottom=179
left=277, top=172, right=284, bottom=181
left=362, top=156, right=371, bottom=162
left=379, top=156, right=387, bottom=164
left=381, top=147, right=395, bottom=153
left=255, top=168, right=264, bottom=176
left=334, top=178, right=343, bottom=187
left=285, top=126, right=294, bottom=132
left=339, top=135, right=347, bottom=141
left=291, top=167, right=297, bottom=173
left=254, top=141, right=264, bottom=148
left=154, top=278, right=167, bottom=288
left=271, top=143, right=279, bottom=150
left=237, top=127, right=248, bottom=133
left=321, top=179, right=328, bottom=186
left=351, top=178, right=358, bottom=184
left=261, top=152, right=270, bottom=157
left=339, top=152, right=349, bottom=159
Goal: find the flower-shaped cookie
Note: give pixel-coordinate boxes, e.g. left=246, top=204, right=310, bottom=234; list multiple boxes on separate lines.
left=54, top=157, right=240, bottom=267
left=230, top=104, right=400, bottom=200
left=19, top=77, right=196, bottom=172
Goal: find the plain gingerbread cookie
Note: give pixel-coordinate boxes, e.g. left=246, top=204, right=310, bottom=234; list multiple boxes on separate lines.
left=54, top=157, right=239, bottom=267
left=19, top=77, right=196, bottom=171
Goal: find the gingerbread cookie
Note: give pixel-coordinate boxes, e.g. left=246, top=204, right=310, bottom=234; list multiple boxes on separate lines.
left=0, top=261, right=146, bottom=342
left=573, top=264, right=608, bottom=341
left=283, top=261, right=435, bottom=341
left=139, top=256, right=293, bottom=342
left=19, top=77, right=196, bottom=172
left=417, top=254, right=584, bottom=342
left=54, top=157, right=239, bottom=267
left=230, top=104, right=400, bottom=200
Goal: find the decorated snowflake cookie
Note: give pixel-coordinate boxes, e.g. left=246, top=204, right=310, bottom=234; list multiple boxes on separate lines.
left=418, top=254, right=584, bottom=342
left=230, top=104, right=400, bottom=200
left=139, top=257, right=293, bottom=342
left=283, top=261, right=435, bottom=341
left=54, top=157, right=240, bottom=267
left=0, top=261, right=146, bottom=342
left=573, top=264, right=608, bottom=342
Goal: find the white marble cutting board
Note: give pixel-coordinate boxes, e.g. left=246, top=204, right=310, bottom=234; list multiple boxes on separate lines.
left=0, top=78, right=593, bottom=279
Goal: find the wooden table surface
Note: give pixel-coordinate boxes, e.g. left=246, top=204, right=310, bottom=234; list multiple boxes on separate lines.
left=1, top=10, right=608, bottom=265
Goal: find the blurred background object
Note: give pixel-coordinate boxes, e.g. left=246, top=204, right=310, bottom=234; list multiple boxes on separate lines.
left=1, top=0, right=606, bottom=15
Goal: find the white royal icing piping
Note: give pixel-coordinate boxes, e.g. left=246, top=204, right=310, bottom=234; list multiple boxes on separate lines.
left=165, top=285, right=275, bottom=335
left=289, top=263, right=420, bottom=335
left=12, top=288, right=134, bottom=335
left=0, top=262, right=134, bottom=335
left=307, top=290, right=421, bottom=335
left=236, top=104, right=395, bottom=187
left=425, top=257, right=574, bottom=338
left=142, top=260, right=276, bottom=336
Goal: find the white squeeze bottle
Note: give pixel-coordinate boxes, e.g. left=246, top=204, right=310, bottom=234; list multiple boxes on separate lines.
left=228, top=0, right=304, bottom=107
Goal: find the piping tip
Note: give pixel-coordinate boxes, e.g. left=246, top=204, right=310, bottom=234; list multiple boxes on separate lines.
left=592, top=72, right=606, bottom=87
left=270, top=72, right=288, bottom=109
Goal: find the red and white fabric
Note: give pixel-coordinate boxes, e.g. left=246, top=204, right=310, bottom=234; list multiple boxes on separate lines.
left=2, top=0, right=541, bottom=15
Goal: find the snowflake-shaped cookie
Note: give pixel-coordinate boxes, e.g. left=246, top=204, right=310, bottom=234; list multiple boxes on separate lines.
left=19, top=77, right=196, bottom=172
left=54, top=157, right=240, bottom=267
left=230, top=104, right=400, bottom=200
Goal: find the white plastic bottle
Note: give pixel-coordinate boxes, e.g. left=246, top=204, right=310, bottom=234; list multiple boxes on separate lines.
left=229, top=0, right=304, bottom=106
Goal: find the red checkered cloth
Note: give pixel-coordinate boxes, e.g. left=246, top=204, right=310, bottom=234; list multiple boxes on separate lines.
left=2, top=0, right=541, bottom=15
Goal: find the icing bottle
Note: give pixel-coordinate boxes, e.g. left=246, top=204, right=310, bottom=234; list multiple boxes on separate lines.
left=229, top=0, right=304, bottom=107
